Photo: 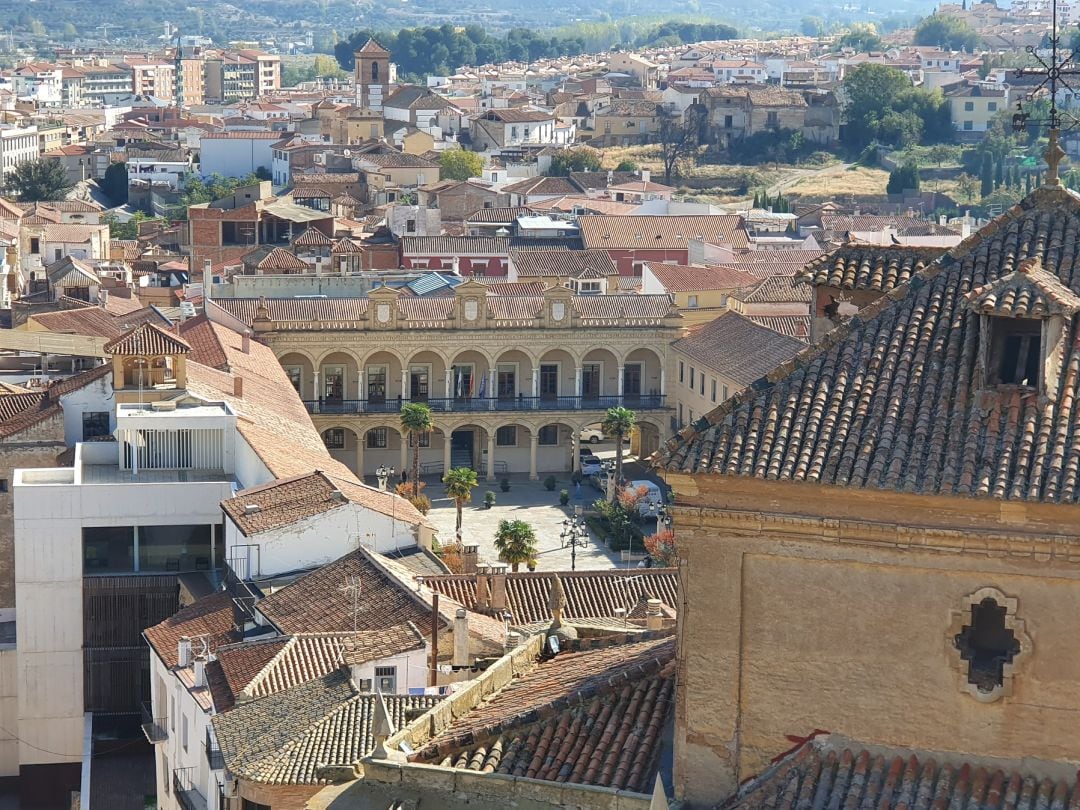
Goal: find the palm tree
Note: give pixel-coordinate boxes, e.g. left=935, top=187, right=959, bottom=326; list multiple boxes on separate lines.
left=493, top=519, right=538, bottom=572
left=602, top=406, right=636, bottom=502
left=399, top=402, right=434, bottom=498
left=443, top=466, right=479, bottom=537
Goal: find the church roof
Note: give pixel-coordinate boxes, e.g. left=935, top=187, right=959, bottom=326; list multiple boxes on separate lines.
left=965, top=255, right=1080, bottom=318
left=355, top=38, right=390, bottom=56
left=103, top=322, right=191, bottom=356
left=656, top=186, right=1080, bottom=503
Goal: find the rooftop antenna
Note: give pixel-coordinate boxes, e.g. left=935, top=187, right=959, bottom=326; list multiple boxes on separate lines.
left=1012, top=0, right=1080, bottom=185
left=338, top=575, right=362, bottom=632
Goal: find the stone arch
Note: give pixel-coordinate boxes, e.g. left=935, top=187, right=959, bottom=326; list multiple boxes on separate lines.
left=404, top=349, right=449, bottom=402
left=321, top=425, right=360, bottom=476
left=359, top=350, right=405, bottom=407
left=581, top=347, right=620, bottom=401
left=277, top=351, right=315, bottom=400
left=492, top=348, right=535, bottom=400
left=536, top=348, right=578, bottom=400
left=622, top=346, right=666, bottom=402
left=316, top=350, right=360, bottom=402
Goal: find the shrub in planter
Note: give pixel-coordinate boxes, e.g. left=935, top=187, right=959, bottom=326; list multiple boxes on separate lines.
left=559, top=489, right=570, bottom=506
left=500, top=478, right=511, bottom=492
left=484, top=491, right=496, bottom=508
left=544, top=475, right=557, bottom=491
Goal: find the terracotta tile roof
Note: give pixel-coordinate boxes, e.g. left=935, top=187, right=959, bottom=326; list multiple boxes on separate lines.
left=401, top=236, right=509, bottom=255
left=572, top=294, right=675, bottom=321
left=800, top=245, right=946, bottom=292
left=745, top=313, right=811, bottom=341
left=56, top=295, right=94, bottom=310
left=645, top=261, right=758, bottom=292
left=486, top=281, right=548, bottom=296
left=397, top=297, right=456, bottom=321
left=103, top=292, right=146, bottom=316
left=510, top=248, right=618, bottom=278
left=41, top=223, right=107, bottom=243
left=221, top=470, right=426, bottom=536
left=722, top=734, right=1080, bottom=810
left=103, top=322, right=191, bottom=355
left=465, top=206, right=534, bottom=224
left=355, top=152, right=438, bottom=169
left=213, top=670, right=442, bottom=784
left=734, top=275, right=814, bottom=304
left=46, top=256, right=99, bottom=287
left=178, top=315, right=229, bottom=370
left=502, top=176, right=579, bottom=197
left=144, top=591, right=239, bottom=669
left=579, top=215, right=749, bottom=251
left=291, top=228, right=333, bottom=247
left=718, top=249, right=826, bottom=279
left=820, top=213, right=959, bottom=237
left=421, top=569, right=678, bottom=625
left=255, top=548, right=440, bottom=635
left=255, top=247, right=308, bottom=271
left=206, top=637, right=288, bottom=712
left=657, top=186, right=1080, bottom=502
left=702, top=85, right=807, bottom=107
left=331, top=237, right=364, bottom=254
left=30, top=306, right=154, bottom=340
left=481, top=108, right=555, bottom=123
left=966, top=256, right=1080, bottom=317
left=0, top=364, right=111, bottom=439
left=414, top=636, right=675, bottom=794
left=672, top=312, right=806, bottom=387
left=211, top=297, right=368, bottom=325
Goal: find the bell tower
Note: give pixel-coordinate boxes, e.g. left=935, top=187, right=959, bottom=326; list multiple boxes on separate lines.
left=354, top=38, right=390, bottom=113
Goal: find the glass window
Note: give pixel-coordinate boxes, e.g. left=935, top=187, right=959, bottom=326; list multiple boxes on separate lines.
left=689, top=367, right=695, bottom=387
left=687, top=295, right=698, bottom=308
left=496, top=426, right=517, bottom=446
left=367, top=428, right=388, bottom=448
left=711, top=379, right=717, bottom=402
left=82, top=411, right=111, bottom=441
left=964, top=101, right=974, bottom=111
left=83, top=526, right=134, bottom=573
left=374, top=665, right=397, bottom=693
left=988, top=101, right=997, bottom=111
left=700, top=375, right=705, bottom=395
left=139, top=524, right=212, bottom=573
left=285, top=366, right=302, bottom=393
left=678, top=361, right=684, bottom=383
left=538, top=425, right=558, bottom=445
left=723, top=384, right=729, bottom=400
left=418, top=432, right=430, bottom=448
left=324, top=428, right=345, bottom=449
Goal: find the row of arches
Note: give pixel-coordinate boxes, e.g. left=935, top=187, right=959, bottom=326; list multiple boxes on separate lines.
left=318, top=418, right=665, bottom=482
left=281, top=346, right=666, bottom=408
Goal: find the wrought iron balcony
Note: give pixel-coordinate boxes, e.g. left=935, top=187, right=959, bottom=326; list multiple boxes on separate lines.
left=140, top=702, right=168, bottom=744
left=304, top=394, right=666, bottom=416
left=173, top=767, right=207, bottom=810
left=205, top=730, right=225, bottom=771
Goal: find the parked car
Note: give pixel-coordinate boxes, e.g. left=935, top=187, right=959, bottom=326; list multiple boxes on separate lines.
left=579, top=427, right=604, bottom=444
left=623, top=479, right=664, bottom=509
left=580, top=454, right=603, bottom=475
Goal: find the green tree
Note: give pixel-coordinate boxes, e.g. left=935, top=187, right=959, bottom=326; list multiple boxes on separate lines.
left=546, top=147, right=602, bottom=176
left=443, top=467, right=478, bottom=537
left=837, top=23, right=883, bottom=52
left=601, top=406, right=636, bottom=502
left=614, top=160, right=639, bottom=172
left=886, top=162, right=920, bottom=194
left=980, top=152, right=994, bottom=197
left=439, top=149, right=484, bottom=181
left=914, top=15, right=981, bottom=50
left=841, top=64, right=911, bottom=148
left=955, top=173, right=979, bottom=203
left=399, top=403, right=434, bottom=499
left=493, top=519, right=538, bottom=572
left=4, top=158, right=71, bottom=202
left=994, top=158, right=1004, bottom=189
left=101, top=162, right=128, bottom=205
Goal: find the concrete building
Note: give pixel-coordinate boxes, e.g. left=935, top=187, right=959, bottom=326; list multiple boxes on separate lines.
left=199, top=131, right=281, bottom=179
left=0, top=125, right=39, bottom=178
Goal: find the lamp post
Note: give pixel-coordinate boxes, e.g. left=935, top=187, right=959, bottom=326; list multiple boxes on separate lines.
left=376, top=464, right=395, bottom=491
left=560, top=516, right=588, bottom=572
left=648, top=502, right=672, bottom=530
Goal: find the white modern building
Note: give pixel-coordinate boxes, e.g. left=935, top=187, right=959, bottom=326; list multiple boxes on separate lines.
left=0, top=125, right=39, bottom=177
left=199, top=131, right=281, bottom=179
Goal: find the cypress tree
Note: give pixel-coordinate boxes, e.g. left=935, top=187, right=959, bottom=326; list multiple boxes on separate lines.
left=980, top=153, right=993, bottom=197
left=1025, top=172, right=1033, bottom=194
left=994, top=158, right=1004, bottom=189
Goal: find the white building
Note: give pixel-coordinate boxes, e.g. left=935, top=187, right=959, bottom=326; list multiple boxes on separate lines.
left=199, top=131, right=280, bottom=179
left=0, top=125, right=39, bottom=177
left=127, top=156, right=190, bottom=191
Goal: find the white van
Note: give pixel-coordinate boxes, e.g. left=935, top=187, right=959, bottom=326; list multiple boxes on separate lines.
left=624, top=479, right=663, bottom=508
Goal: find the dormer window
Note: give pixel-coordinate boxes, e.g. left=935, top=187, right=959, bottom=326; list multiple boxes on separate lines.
left=988, top=316, right=1041, bottom=387
left=966, top=256, right=1080, bottom=397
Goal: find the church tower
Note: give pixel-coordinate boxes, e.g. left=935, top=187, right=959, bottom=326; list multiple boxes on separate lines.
left=354, top=38, right=390, bottom=113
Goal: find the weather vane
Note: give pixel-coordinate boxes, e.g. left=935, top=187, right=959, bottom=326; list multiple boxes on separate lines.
left=1012, top=0, right=1080, bottom=184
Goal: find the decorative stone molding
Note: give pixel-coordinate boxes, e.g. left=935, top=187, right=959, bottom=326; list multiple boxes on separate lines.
left=946, top=586, right=1032, bottom=703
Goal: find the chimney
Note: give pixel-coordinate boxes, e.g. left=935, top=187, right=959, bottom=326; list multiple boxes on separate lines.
left=490, top=565, right=507, bottom=612
left=242, top=331, right=250, bottom=354
left=177, top=637, right=192, bottom=667
left=646, top=598, right=663, bottom=631
left=641, top=168, right=650, bottom=183
left=193, top=658, right=207, bottom=687
left=461, top=544, right=478, bottom=574
left=474, top=569, right=491, bottom=610
left=233, top=375, right=243, bottom=398
left=452, top=608, right=469, bottom=668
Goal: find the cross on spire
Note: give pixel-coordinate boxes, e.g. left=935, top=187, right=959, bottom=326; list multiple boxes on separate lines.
left=1012, top=0, right=1080, bottom=184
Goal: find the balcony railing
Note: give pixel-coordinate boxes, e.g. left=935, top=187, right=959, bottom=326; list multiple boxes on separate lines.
left=140, top=702, right=168, bottom=744
left=173, top=767, right=207, bottom=810
left=205, top=731, right=225, bottom=771
left=304, top=394, right=666, bottom=415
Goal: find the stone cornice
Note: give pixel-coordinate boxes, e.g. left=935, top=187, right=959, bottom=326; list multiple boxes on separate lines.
left=672, top=505, right=1080, bottom=561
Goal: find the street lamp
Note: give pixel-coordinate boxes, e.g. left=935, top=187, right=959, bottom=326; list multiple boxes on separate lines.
left=648, top=502, right=672, bottom=530
left=375, top=465, right=395, bottom=491
left=560, top=516, right=588, bottom=572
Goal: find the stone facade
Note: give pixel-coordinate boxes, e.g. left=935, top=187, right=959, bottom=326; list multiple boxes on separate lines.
left=664, top=474, right=1080, bottom=807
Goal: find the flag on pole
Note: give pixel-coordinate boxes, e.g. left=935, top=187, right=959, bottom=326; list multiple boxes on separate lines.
left=477, top=371, right=487, bottom=399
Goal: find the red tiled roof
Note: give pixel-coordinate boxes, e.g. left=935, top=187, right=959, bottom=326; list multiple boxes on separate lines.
left=414, top=636, right=675, bottom=794
left=221, top=470, right=427, bottom=535
left=178, top=315, right=229, bottom=370
left=644, top=261, right=758, bottom=292
left=745, top=313, right=810, bottom=341
left=212, top=297, right=367, bottom=325
left=800, top=245, right=946, bottom=292
left=255, top=247, right=307, bottom=271
left=144, top=591, right=238, bottom=669
left=579, top=214, right=749, bottom=251
left=291, top=228, right=333, bottom=247
left=658, top=186, right=1080, bottom=502
left=672, top=312, right=806, bottom=388
left=722, top=734, right=1080, bottom=810
left=422, top=569, right=678, bottom=625
left=510, top=249, right=617, bottom=278
left=966, top=256, right=1080, bottom=318
left=734, top=274, right=814, bottom=304
left=103, top=322, right=191, bottom=355
left=0, top=364, right=111, bottom=440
